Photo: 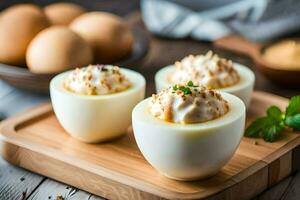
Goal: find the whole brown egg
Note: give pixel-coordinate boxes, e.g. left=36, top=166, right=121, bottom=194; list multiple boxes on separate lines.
left=44, top=2, right=85, bottom=26
left=26, top=26, right=93, bottom=74
left=70, top=12, right=134, bottom=64
left=0, top=4, right=50, bottom=66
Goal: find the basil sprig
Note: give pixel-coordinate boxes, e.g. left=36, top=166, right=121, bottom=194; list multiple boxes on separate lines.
left=245, top=95, right=300, bottom=142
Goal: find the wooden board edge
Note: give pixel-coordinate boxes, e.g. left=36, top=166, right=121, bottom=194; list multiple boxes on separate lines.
left=292, top=145, right=300, bottom=173
left=0, top=140, right=170, bottom=200
left=268, top=151, right=293, bottom=187
left=0, top=103, right=52, bottom=133
left=197, top=162, right=269, bottom=200
left=0, top=128, right=273, bottom=200
left=228, top=163, right=269, bottom=200
left=0, top=138, right=240, bottom=200
left=262, top=136, right=300, bottom=164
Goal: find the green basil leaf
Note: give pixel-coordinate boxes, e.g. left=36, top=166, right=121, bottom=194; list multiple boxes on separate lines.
left=245, top=117, right=270, bottom=137
left=267, top=106, right=282, bottom=122
left=286, top=95, right=300, bottom=117
left=285, top=114, right=300, bottom=131
left=262, top=123, right=284, bottom=142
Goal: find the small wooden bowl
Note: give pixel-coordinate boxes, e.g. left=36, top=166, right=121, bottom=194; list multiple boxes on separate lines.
left=214, top=35, right=300, bottom=87
left=0, top=26, right=150, bottom=94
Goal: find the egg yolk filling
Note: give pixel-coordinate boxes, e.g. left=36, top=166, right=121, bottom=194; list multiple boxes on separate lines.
left=149, top=81, right=229, bottom=124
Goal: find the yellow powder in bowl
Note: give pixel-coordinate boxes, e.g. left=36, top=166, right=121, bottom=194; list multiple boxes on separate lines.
left=263, top=40, right=300, bottom=70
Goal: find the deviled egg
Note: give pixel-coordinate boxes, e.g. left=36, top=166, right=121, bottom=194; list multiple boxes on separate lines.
left=132, top=82, right=245, bottom=180
left=50, top=65, right=145, bottom=143
left=155, top=51, right=255, bottom=107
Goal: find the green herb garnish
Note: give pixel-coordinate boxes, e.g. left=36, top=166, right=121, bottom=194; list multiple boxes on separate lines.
left=172, top=82, right=194, bottom=95
left=187, top=80, right=194, bottom=87
left=245, top=95, right=300, bottom=142
left=181, top=86, right=192, bottom=95
left=173, top=85, right=178, bottom=91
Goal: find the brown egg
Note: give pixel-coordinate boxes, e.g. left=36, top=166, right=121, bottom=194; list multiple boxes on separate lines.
left=70, top=12, right=134, bottom=63
left=0, top=4, right=50, bottom=66
left=26, top=26, right=93, bottom=74
left=44, top=2, right=85, bottom=26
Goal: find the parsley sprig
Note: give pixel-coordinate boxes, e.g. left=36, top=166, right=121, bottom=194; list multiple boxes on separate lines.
left=172, top=81, right=197, bottom=95
left=173, top=85, right=192, bottom=95
left=173, top=81, right=196, bottom=95
left=187, top=80, right=194, bottom=87
left=245, top=95, right=300, bottom=142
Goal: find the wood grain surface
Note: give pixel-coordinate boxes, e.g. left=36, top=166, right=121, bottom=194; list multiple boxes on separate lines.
left=0, top=159, right=44, bottom=199
left=27, top=179, right=103, bottom=200
left=0, top=91, right=299, bottom=200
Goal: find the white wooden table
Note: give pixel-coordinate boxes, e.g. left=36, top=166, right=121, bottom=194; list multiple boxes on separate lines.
left=0, top=80, right=299, bottom=200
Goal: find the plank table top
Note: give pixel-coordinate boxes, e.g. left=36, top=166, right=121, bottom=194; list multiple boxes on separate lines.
left=0, top=0, right=299, bottom=199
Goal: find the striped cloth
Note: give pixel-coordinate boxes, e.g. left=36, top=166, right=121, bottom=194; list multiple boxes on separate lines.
left=141, top=0, right=300, bottom=41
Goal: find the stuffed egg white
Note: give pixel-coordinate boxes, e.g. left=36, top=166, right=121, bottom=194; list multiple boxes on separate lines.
left=132, top=82, right=245, bottom=180
left=50, top=65, right=145, bottom=143
left=155, top=51, right=255, bottom=107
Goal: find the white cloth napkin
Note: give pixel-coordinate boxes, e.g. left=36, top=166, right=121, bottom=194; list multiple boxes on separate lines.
left=141, top=0, right=300, bottom=41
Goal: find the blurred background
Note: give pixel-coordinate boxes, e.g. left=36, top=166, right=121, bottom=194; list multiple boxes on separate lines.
left=0, top=0, right=139, bottom=15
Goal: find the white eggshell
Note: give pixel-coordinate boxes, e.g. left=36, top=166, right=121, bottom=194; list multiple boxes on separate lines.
left=50, top=68, right=145, bottom=143
left=132, top=93, right=246, bottom=180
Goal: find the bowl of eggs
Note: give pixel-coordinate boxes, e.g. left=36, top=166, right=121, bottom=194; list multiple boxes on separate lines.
left=0, top=3, right=149, bottom=93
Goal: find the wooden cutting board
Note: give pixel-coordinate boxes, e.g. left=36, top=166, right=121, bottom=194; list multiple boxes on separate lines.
left=0, top=91, right=299, bottom=200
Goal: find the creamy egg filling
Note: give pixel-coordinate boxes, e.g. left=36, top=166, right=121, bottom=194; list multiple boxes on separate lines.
left=170, top=51, right=240, bottom=89
left=149, top=81, right=229, bottom=124
left=64, top=64, right=130, bottom=95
